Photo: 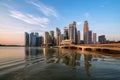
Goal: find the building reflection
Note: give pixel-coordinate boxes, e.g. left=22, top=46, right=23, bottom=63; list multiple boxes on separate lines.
left=24, top=47, right=43, bottom=66
left=25, top=47, right=94, bottom=79
left=43, top=48, right=56, bottom=63
left=84, top=53, right=92, bottom=79
left=60, top=49, right=81, bottom=66
left=54, top=48, right=60, bottom=63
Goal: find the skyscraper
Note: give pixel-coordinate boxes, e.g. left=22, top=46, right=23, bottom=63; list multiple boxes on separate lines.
left=69, top=21, right=77, bottom=43
left=25, top=32, right=29, bottom=47
left=30, top=32, right=36, bottom=47
left=35, top=32, right=39, bottom=46
left=88, top=30, right=92, bottom=44
left=77, top=30, right=80, bottom=44
left=50, top=31, right=54, bottom=45
left=64, top=27, right=69, bottom=40
left=83, top=20, right=89, bottom=44
left=56, top=27, right=61, bottom=45
left=44, top=32, right=49, bottom=46
left=38, top=36, right=43, bottom=46
left=93, top=33, right=97, bottom=44
left=59, top=34, right=64, bottom=45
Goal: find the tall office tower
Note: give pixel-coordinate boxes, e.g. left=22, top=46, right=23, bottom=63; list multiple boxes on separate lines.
left=32, top=34, right=36, bottom=47
left=88, top=30, right=92, bottom=44
left=93, top=33, right=97, bottom=44
left=83, top=20, right=89, bottom=44
left=59, top=34, right=64, bottom=45
left=38, top=36, right=43, bottom=46
left=25, top=32, right=29, bottom=47
left=77, top=30, right=80, bottom=44
left=64, top=27, right=69, bottom=40
left=73, top=21, right=78, bottom=44
left=69, top=21, right=76, bottom=43
left=50, top=31, right=54, bottom=45
left=56, top=27, right=61, bottom=45
left=30, top=32, right=36, bottom=47
left=98, top=35, right=106, bottom=44
left=44, top=32, right=49, bottom=46
left=35, top=32, right=39, bottom=46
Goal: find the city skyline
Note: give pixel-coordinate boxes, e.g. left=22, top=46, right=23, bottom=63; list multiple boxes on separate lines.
left=0, top=0, right=120, bottom=45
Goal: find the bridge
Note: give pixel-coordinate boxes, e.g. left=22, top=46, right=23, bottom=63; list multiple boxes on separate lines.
left=56, top=44, right=120, bottom=54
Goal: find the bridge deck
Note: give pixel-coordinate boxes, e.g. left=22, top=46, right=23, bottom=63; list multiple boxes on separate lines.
left=57, top=45, right=120, bottom=53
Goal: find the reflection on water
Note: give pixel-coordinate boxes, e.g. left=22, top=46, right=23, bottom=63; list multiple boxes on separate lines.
left=0, top=47, right=120, bottom=80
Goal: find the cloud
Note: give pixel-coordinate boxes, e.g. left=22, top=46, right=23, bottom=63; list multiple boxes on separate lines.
left=84, top=12, right=90, bottom=18
left=10, top=10, right=49, bottom=28
left=28, top=1, right=58, bottom=17
left=77, top=21, right=83, bottom=26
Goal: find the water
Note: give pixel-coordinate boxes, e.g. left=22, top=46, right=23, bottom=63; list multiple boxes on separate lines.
left=0, top=47, right=120, bottom=80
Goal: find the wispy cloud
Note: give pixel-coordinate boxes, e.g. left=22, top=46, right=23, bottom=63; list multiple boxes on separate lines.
left=77, top=21, right=83, bottom=26
left=10, top=10, right=49, bottom=28
left=84, top=12, right=90, bottom=18
left=28, top=1, right=58, bottom=17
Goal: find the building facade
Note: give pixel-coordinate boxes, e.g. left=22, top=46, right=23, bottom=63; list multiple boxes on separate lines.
left=77, top=30, right=80, bottom=44
left=69, top=21, right=77, bottom=43
left=50, top=31, right=55, bottom=45
left=64, top=27, right=69, bottom=40
left=44, top=32, right=49, bottom=46
left=88, top=30, right=92, bottom=44
left=98, top=35, right=106, bottom=44
left=25, top=32, right=29, bottom=47
left=93, top=33, right=97, bottom=44
left=56, top=27, right=61, bottom=45
left=83, top=21, right=89, bottom=44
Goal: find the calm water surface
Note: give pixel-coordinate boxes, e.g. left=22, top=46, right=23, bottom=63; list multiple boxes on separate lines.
left=0, top=47, right=120, bottom=80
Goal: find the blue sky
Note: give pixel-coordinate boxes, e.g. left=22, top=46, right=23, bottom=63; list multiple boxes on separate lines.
left=0, top=0, right=120, bottom=45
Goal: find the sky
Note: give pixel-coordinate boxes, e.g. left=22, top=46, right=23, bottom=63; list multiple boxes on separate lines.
left=0, top=0, right=120, bottom=45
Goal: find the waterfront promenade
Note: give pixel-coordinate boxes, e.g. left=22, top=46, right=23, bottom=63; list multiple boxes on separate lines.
left=55, top=43, right=120, bottom=54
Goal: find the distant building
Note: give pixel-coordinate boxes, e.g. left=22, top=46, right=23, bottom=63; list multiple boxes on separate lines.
left=64, top=27, right=69, bottom=40
left=88, top=30, right=92, bottom=44
left=44, top=32, right=49, bottom=46
left=38, top=36, right=43, bottom=46
left=98, top=35, right=106, bottom=44
left=83, top=20, right=89, bottom=44
left=77, top=30, right=80, bottom=44
left=25, top=32, right=29, bottom=47
left=69, top=21, right=77, bottom=43
left=30, top=32, right=37, bottom=47
left=56, top=27, right=61, bottom=45
left=35, top=32, right=39, bottom=46
left=59, top=34, right=64, bottom=44
left=93, top=33, right=97, bottom=44
left=50, top=31, right=55, bottom=45
left=60, top=40, right=72, bottom=45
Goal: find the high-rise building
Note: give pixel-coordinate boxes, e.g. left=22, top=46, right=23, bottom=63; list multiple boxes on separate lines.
left=30, top=32, right=39, bottom=47
left=77, top=30, right=80, bottom=44
left=83, top=20, right=89, bottom=44
left=44, top=32, right=49, bottom=46
left=38, top=36, right=43, bottom=46
left=35, top=32, right=39, bottom=46
left=93, top=33, right=97, bottom=44
left=50, top=31, right=54, bottom=45
left=69, top=21, right=77, bottom=43
left=59, top=34, right=64, bottom=44
left=30, top=32, right=36, bottom=47
left=64, top=27, right=69, bottom=40
left=56, top=27, right=61, bottom=45
left=88, top=30, right=92, bottom=44
left=25, top=32, right=29, bottom=47
left=98, top=35, right=106, bottom=44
